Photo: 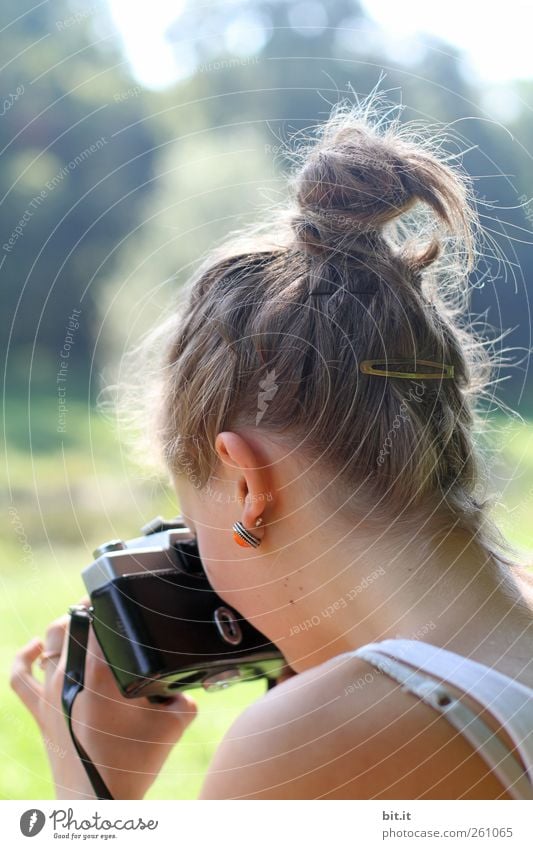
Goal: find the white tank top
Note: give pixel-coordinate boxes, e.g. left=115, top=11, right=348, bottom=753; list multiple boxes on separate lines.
left=350, top=638, right=533, bottom=800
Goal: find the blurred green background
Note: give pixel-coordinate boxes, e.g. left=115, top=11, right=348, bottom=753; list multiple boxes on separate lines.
left=2, top=0, right=533, bottom=799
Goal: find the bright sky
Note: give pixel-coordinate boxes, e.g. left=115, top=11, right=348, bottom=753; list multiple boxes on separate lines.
left=105, top=0, right=533, bottom=92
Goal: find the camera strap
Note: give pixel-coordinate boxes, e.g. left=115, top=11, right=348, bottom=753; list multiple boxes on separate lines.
left=61, top=605, right=114, bottom=800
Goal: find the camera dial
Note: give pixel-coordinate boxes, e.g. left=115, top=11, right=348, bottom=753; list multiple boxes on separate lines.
left=92, top=540, right=126, bottom=558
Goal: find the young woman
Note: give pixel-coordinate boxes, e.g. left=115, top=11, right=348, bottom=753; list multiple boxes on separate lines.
left=11, top=95, right=533, bottom=800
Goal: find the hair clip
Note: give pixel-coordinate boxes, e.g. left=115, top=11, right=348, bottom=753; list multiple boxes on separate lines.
left=359, top=359, right=454, bottom=379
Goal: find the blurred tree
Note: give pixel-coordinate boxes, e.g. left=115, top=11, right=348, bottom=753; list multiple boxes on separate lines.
left=1, top=0, right=155, bottom=397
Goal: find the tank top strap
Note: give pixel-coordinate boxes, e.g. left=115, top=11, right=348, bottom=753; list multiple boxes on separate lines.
left=351, top=638, right=533, bottom=797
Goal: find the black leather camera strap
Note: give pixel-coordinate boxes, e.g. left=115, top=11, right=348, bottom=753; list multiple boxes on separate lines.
left=61, top=605, right=114, bottom=800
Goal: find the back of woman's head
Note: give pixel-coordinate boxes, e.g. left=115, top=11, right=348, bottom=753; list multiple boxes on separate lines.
left=135, top=92, right=502, bottom=547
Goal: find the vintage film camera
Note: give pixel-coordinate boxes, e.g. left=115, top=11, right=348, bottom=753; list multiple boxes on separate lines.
left=78, top=515, right=287, bottom=697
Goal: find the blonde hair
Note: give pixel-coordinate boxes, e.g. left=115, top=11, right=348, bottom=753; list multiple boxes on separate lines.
left=121, top=92, right=512, bottom=556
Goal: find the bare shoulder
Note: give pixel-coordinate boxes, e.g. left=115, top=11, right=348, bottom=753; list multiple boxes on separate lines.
left=198, top=651, right=510, bottom=799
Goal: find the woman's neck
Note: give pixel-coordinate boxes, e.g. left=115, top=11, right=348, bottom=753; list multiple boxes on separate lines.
left=272, top=519, right=533, bottom=673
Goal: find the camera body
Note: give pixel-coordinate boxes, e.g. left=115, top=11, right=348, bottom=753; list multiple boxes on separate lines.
left=82, top=516, right=287, bottom=698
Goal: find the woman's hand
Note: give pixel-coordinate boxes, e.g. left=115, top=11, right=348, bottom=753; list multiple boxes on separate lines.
left=10, top=598, right=198, bottom=800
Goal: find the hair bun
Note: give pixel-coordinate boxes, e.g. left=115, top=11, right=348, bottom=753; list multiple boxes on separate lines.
left=296, top=132, right=413, bottom=228
left=288, top=99, right=475, bottom=273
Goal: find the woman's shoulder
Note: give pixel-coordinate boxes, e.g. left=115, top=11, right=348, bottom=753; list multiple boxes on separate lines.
left=198, top=646, right=512, bottom=799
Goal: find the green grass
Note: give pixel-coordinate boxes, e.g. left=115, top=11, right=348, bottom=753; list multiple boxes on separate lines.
left=2, top=399, right=533, bottom=799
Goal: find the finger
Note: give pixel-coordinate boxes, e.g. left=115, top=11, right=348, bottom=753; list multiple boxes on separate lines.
left=76, top=595, right=90, bottom=607
left=43, top=614, right=70, bottom=653
left=40, top=613, right=73, bottom=685
left=49, top=616, right=71, bottom=681
left=10, top=637, right=44, bottom=716
left=40, top=645, right=65, bottom=681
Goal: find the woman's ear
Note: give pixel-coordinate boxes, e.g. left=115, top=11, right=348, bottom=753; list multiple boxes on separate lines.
left=214, top=431, right=272, bottom=527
